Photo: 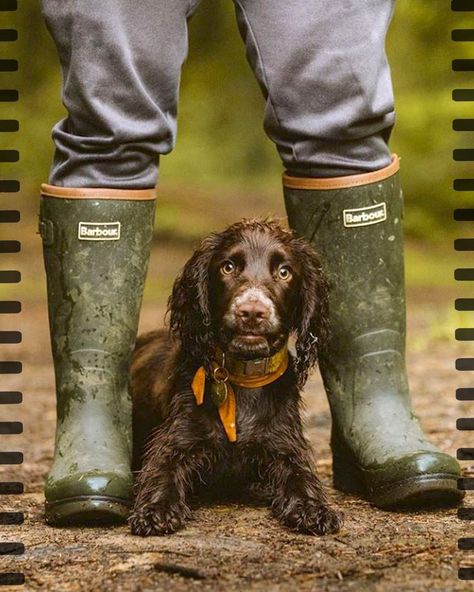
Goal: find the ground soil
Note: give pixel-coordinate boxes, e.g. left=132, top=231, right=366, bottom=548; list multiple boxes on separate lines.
left=1, top=279, right=473, bottom=591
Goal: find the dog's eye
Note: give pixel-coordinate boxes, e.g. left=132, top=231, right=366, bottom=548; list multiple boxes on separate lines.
left=221, top=260, right=235, bottom=275
left=278, top=265, right=292, bottom=281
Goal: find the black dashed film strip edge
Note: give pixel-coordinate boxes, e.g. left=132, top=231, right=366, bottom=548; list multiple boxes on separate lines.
left=0, top=0, right=24, bottom=587
left=453, top=2, right=474, bottom=582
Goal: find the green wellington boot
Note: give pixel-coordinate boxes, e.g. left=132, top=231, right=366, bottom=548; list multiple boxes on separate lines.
left=39, top=185, right=156, bottom=525
left=284, top=155, right=463, bottom=509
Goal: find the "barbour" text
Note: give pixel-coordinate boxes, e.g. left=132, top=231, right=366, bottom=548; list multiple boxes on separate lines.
left=343, top=203, right=387, bottom=228
left=78, top=222, right=121, bottom=241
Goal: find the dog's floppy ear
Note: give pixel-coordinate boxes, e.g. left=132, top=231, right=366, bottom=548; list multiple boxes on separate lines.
left=291, top=238, right=329, bottom=388
left=168, top=233, right=221, bottom=367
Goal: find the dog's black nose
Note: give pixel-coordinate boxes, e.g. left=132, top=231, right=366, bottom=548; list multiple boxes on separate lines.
left=236, top=300, right=270, bottom=324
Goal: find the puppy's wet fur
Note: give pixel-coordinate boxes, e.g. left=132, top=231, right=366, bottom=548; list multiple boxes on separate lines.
left=129, top=219, right=342, bottom=536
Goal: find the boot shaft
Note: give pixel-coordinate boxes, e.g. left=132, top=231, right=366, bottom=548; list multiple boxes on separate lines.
left=283, top=159, right=410, bottom=450
left=39, top=195, right=156, bottom=403
left=284, top=165, right=405, bottom=353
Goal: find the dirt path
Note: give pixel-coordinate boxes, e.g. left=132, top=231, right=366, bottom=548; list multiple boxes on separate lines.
left=1, top=296, right=472, bottom=592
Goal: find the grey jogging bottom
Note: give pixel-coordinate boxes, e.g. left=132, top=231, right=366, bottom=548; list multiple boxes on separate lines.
left=41, top=0, right=396, bottom=188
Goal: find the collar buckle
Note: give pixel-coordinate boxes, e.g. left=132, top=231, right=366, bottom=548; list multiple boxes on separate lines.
left=241, top=357, right=269, bottom=377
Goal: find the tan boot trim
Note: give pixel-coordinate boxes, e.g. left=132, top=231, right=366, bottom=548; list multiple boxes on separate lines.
left=282, top=154, right=400, bottom=190
left=41, top=184, right=156, bottom=200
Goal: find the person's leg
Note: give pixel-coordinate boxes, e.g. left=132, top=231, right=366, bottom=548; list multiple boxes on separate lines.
left=41, top=0, right=198, bottom=188
left=233, top=0, right=394, bottom=178
left=234, top=0, right=463, bottom=508
left=39, top=0, right=198, bottom=525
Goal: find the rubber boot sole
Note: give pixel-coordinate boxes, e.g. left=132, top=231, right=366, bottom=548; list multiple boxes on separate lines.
left=333, top=451, right=464, bottom=510
left=45, top=496, right=131, bottom=526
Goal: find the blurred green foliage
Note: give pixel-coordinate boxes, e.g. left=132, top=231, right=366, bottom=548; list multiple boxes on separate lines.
left=4, top=0, right=473, bottom=239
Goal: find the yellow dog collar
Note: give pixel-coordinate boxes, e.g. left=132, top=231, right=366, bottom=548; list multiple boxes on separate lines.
left=191, top=344, right=289, bottom=442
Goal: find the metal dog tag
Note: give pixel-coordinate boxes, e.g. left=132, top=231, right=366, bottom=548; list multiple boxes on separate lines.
left=211, top=381, right=228, bottom=407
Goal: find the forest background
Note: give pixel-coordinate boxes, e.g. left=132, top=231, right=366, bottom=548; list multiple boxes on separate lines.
left=0, top=0, right=472, bottom=297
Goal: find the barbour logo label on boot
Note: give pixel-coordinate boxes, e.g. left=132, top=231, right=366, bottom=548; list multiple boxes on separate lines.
left=78, top=221, right=121, bottom=241
left=343, top=202, right=387, bottom=228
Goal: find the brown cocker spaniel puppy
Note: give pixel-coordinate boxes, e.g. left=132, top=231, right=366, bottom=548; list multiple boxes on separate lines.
left=129, top=219, right=342, bottom=536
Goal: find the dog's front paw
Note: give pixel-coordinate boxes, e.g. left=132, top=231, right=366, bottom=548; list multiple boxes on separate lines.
left=273, top=497, right=343, bottom=535
left=129, top=502, right=191, bottom=537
